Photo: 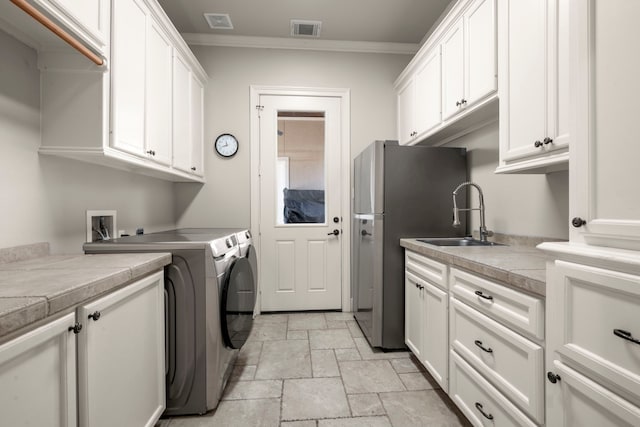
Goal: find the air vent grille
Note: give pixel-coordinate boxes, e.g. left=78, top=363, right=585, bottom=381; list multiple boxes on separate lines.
left=290, top=20, right=322, bottom=38
left=204, top=13, right=233, bottom=30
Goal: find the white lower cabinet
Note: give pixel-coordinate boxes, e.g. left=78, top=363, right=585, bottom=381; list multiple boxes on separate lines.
left=0, top=271, right=165, bottom=427
left=546, top=258, right=640, bottom=426
left=450, top=298, right=544, bottom=422
left=78, top=271, right=165, bottom=427
left=450, top=351, right=537, bottom=427
left=404, top=250, right=449, bottom=391
left=0, top=313, right=77, bottom=427
left=404, top=250, right=545, bottom=425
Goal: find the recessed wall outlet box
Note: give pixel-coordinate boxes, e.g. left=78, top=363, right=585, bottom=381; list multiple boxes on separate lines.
left=86, top=210, right=117, bottom=242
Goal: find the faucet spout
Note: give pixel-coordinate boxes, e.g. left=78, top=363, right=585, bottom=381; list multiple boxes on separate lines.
left=451, top=181, right=492, bottom=242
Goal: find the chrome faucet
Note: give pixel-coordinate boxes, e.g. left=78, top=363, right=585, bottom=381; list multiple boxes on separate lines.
left=452, top=182, right=493, bottom=242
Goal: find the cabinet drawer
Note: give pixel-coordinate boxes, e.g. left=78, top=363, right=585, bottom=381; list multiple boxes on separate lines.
left=550, top=360, right=640, bottom=426
left=449, top=351, right=537, bottom=427
left=405, top=250, right=447, bottom=289
left=450, top=298, right=544, bottom=422
left=450, top=268, right=544, bottom=340
left=552, top=261, right=640, bottom=401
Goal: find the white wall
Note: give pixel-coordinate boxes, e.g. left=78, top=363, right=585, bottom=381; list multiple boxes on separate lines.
left=442, top=121, right=569, bottom=240
left=175, top=46, right=411, bottom=228
left=0, top=30, right=176, bottom=254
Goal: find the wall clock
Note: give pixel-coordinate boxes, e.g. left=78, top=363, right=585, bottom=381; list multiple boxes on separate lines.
left=215, top=133, right=239, bottom=158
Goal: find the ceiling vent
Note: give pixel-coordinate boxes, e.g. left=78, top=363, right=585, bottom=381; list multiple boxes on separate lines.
left=204, top=13, right=233, bottom=30
left=290, top=20, right=322, bottom=38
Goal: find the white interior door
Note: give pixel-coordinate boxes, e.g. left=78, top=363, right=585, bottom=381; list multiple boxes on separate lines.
left=259, top=95, right=342, bottom=311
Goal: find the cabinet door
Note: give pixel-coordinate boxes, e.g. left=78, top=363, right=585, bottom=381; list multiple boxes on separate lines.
left=547, top=360, right=640, bottom=427
left=190, top=74, right=204, bottom=176
left=146, top=19, right=172, bottom=166
left=441, top=19, right=464, bottom=121
left=77, top=272, right=165, bottom=427
left=548, top=261, right=640, bottom=402
left=172, top=53, right=192, bottom=173
left=0, top=313, right=77, bottom=427
left=414, top=47, right=442, bottom=136
left=571, top=0, right=640, bottom=249
left=498, top=0, right=546, bottom=163
left=111, top=0, right=147, bottom=156
left=422, top=281, right=448, bottom=392
left=405, top=271, right=424, bottom=359
left=465, top=0, right=496, bottom=106
left=54, top=0, right=109, bottom=46
left=397, top=78, right=415, bottom=145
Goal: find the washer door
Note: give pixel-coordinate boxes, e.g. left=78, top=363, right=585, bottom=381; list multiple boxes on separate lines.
left=220, top=257, right=256, bottom=349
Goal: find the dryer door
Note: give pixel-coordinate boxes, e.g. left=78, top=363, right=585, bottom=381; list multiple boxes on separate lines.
left=220, top=257, right=256, bottom=349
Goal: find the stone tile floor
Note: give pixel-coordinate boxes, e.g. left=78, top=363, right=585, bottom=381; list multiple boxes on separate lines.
left=157, top=312, right=471, bottom=427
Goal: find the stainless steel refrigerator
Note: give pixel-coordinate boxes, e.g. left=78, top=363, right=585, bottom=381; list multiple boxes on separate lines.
left=352, top=140, right=468, bottom=349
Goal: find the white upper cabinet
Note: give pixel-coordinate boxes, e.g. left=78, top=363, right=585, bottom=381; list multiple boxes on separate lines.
left=496, top=0, right=570, bottom=174
left=465, top=0, right=497, bottom=107
left=398, top=47, right=442, bottom=145
left=37, top=0, right=208, bottom=183
left=146, top=18, right=173, bottom=166
left=441, top=20, right=465, bottom=121
left=172, top=52, right=193, bottom=174
left=569, top=0, right=640, bottom=250
left=395, top=0, right=496, bottom=146
left=190, top=73, right=205, bottom=177
left=54, top=0, right=110, bottom=47
left=111, top=0, right=147, bottom=157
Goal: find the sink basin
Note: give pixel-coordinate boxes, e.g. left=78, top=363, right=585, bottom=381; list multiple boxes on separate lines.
left=417, top=237, right=504, bottom=247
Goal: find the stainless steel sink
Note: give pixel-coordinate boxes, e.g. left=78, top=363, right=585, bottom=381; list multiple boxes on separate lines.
left=417, top=237, right=504, bottom=247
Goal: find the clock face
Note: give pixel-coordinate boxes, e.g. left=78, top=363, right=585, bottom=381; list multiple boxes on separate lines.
left=215, top=134, right=238, bottom=158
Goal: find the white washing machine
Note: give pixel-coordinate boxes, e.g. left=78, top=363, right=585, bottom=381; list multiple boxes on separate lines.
left=84, top=228, right=257, bottom=416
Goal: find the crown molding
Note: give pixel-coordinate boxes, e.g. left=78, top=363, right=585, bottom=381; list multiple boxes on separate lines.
left=181, top=33, right=419, bottom=55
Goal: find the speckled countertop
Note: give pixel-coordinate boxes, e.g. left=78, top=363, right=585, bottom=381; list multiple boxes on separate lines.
left=0, top=243, right=171, bottom=339
left=400, top=238, right=551, bottom=297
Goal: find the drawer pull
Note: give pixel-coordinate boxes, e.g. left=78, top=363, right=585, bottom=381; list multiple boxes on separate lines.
left=547, top=371, right=561, bottom=384
left=474, top=340, right=493, bottom=353
left=474, top=290, right=493, bottom=301
left=613, top=329, right=640, bottom=345
left=474, top=402, right=494, bottom=420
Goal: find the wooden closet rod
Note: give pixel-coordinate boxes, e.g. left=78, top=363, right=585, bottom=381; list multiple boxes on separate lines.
left=11, top=0, right=104, bottom=66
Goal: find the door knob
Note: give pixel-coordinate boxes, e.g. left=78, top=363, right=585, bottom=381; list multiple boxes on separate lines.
left=327, top=229, right=340, bottom=236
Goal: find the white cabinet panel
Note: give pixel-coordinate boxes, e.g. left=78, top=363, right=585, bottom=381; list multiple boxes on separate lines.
left=549, top=360, right=640, bottom=427
left=423, top=280, right=448, bottom=392
left=190, top=74, right=204, bottom=176
left=405, top=271, right=424, bottom=359
left=441, top=20, right=464, bottom=121
left=397, top=78, right=415, bottom=145
left=465, top=0, right=497, bottom=106
left=449, top=268, right=544, bottom=340
left=405, top=250, right=447, bottom=289
left=77, top=272, right=165, bottom=427
left=172, top=53, right=192, bottom=174
left=414, top=47, right=442, bottom=137
left=450, top=351, right=537, bottom=427
left=0, top=313, right=77, bottom=427
left=54, top=0, right=109, bottom=46
left=550, top=261, right=640, bottom=402
left=496, top=0, right=570, bottom=173
left=571, top=0, right=640, bottom=249
left=146, top=19, right=173, bottom=166
left=110, top=0, right=147, bottom=156
left=451, top=298, right=544, bottom=422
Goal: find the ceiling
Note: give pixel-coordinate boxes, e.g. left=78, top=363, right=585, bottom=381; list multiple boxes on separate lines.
left=157, top=0, right=454, bottom=46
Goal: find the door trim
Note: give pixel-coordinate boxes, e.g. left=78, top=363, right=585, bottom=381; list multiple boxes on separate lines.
left=250, top=85, right=351, bottom=314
